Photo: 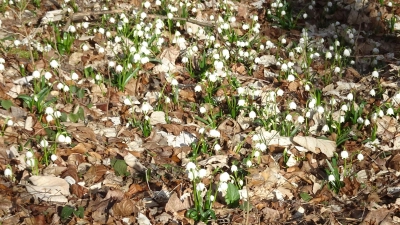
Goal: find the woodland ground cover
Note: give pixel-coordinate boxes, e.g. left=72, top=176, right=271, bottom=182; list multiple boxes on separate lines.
left=0, top=0, right=400, bottom=224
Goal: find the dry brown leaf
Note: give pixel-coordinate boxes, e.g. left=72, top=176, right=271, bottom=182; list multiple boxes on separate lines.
left=165, top=192, right=192, bottom=213
left=68, top=143, right=90, bottom=154
left=84, top=165, right=107, bottom=183
left=292, top=136, right=336, bottom=158
left=125, top=183, right=144, bottom=198
left=112, top=198, right=138, bottom=217
left=71, top=183, right=88, bottom=198
left=161, top=124, right=184, bottom=136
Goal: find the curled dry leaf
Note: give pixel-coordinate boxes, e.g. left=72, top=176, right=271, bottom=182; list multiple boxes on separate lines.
left=112, top=198, right=138, bottom=217
left=165, top=192, right=193, bottom=213
left=26, top=176, right=70, bottom=203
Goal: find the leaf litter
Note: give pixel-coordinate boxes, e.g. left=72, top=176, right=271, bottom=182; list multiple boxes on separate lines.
left=0, top=0, right=400, bottom=224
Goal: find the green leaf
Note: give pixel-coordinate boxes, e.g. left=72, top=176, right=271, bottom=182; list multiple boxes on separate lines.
left=60, top=205, right=74, bottom=220
left=300, top=192, right=312, bottom=202
left=73, top=206, right=84, bottom=218
left=225, top=183, right=240, bottom=207
left=111, top=158, right=129, bottom=176
left=1, top=100, right=13, bottom=110
left=69, top=113, right=79, bottom=123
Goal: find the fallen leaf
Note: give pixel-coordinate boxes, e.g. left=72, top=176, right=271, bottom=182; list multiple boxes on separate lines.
left=165, top=192, right=192, bottom=213
left=113, top=198, right=138, bottom=217
left=292, top=136, right=336, bottom=158
left=26, top=176, right=70, bottom=203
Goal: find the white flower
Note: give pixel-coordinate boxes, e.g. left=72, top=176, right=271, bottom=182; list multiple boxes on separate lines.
left=238, top=99, right=246, bottom=107
left=143, top=1, right=151, bottom=8
left=186, top=162, right=196, bottom=172
left=388, top=2, right=392, bottom=7
left=115, top=65, right=123, bottom=73
left=32, top=70, right=41, bottom=78
left=246, top=160, right=252, bottom=167
left=54, top=111, right=61, bottom=118
left=328, top=174, right=335, bottom=182
left=199, top=107, right=206, bottom=114
left=325, top=51, right=332, bottom=59
left=304, top=84, right=310, bottom=91
left=343, top=49, right=351, bottom=57
left=341, top=150, right=349, bottom=159
left=285, top=114, right=292, bottom=121
left=281, top=10, right=286, bottom=16
left=57, top=83, right=64, bottom=90
left=281, top=63, right=288, bottom=72
left=254, top=151, right=260, bottom=157
left=108, top=61, right=116, bottom=67
left=40, top=139, right=49, bottom=148
left=219, top=172, right=230, bottom=182
left=141, top=102, right=151, bottom=113
left=347, top=93, right=354, bottom=101
left=231, top=165, right=238, bottom=172
left=357, top=153, right=364, bottom=161
left=45, top=107, right=54, bottom=115
left=237, top=87, right=245, bottom=95
left=297, top=116, right=305, bottom=124
left=322, top=124, right=329, bottom=133
left=334, top=67, right=341, bottom=74
left=51, top=154, right=58, bottom=162
left=199, top=127, right=205, bottom=134
left=26, top=151, right=34, bottom=159
left=257, top=143, right=267, bottom=152
left=303, top=13, right=308, bottom=19
left=281, top=38, right=287, bottom=44
left=372, top=70, right=379, bottom=78
left=171, top=79, right=178, bottom=86
left=289, top=101, right=297, bottom=110
left=341, top=104, right=348, bottom=112
left=357, top=117, right=364, bottom=124
left=196, top=182, right=206, bottom=192
left=317, top=106, right=324, bottom=114
left=372, top=48, right=379, bottom=54
left=63, top=85, right=70, bottom=92
left=4, top=168, right=12, bottom=177
left=214, top=144, right=221, bottom=151
left=7, top=119, right=13, bottom=126
left=209, top=129, right=220, bottom=138
left=378, top=109, right=384, bottom=117
left=387, top=107, right=394, bottom=115
left=276, top=89, right=284, bottom=96
left=50, top=60, right=59, bottom=68
left=249, top=111, right=256, bottom=119
left=287, top=74, right=295, bottom=82
left=82, top=44, right=89, bottom=51
left=65, top=136, right=72, bottom=144
left=242, top=24, right=249, bottom=30
left=364, top=119, right=370, bottom=126
left=57, top=134, right=66, bottom=143
left=218, top=182, right=228, bottom=193
left=71, top=72, right=79, bottom=80
left=370, top=89, right=376, bottom=96
left=198, top=169, right=207, bottom=178
left=46, top=115, right=54, bottom=122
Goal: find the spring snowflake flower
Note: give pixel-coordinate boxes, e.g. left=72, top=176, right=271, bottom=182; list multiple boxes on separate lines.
left=194, top=85, right=202, bottom=92
left=231, top=165, right=238, bottom=172
left=196, top=182, right=206, bottom=192
left=7, top=119, right=13, bottom=126
left=287, top=74, right=295, bottom=82
left=304, top=84, right=310, bottom=91
left=281, top=38, right=287, bottom=44
left=341, top=104, right=348, bottom=111
left=68, top=25, right=76, bottom=33
left=343, top=49, right=351, bottom=57
left=199, top=107, right=206, bottom=114
left=65, top=136, right=72, bottom=144
left=317, top=106, right=325, bottom=114
left=198, top=169, right=207, bottom=178
left=303, top=13, right=308, bottom=19
left=281, top=10, right=286, bottom=16
left=334, top=67, right=341, bottom=74
left=297, top=116, right=305, bottom=124
left=364, top=119, right=370, bottom=126
left=50, top=60, right=59, bottom=68
left=141, top=102, right=151, bottom=114
left=51, top=154, right=58, bottom=162
left=214, top=144, right=221, bottom=151
left=238, top=99, right=246, bottom=107
left=57, top=83, right=64, bottom=90
left=254, top=151, right=260, bottom=158
left=357, top=153, right=364, bottom=161
left=372, top=48, right=379, bottom=54
left=357, top=117, right=364, bottom=124
left=371, top=70, right=379, bottom=78
left=328, top=174, right=335, bottom=182
left=218, top=182, right=228, bottom=193
left=276, top=89, right=284, bottom=96
left=249, top=111, right=256, bottom=119
left=45, top=107, right=54, bottom=115
left=281, top=63, right=288, bottom=72
left=237, top=87, right=245, bottom=95
left=209, top=129, right=220, bottom=138
left=285, top=114, right=293, bottom=121
left=322, top=124, right=329, bottom=133
left=347, top=93, right=354, bottom=101
left=387, top=107, right=394, bottom=115
left=63, top=85, right=70, bottom=92
left=46, top=114, right=54, bottom=122
left=220, top=172, right=230, bottom=182
left=341, top=150, right=349, bottom=159
left=40, top=139, right=49, bottom=148
left=242, top=24, right=249, bottom=30
left=116, top=65, right=123, bottom=73
left=32, top=70, right=40, bottom=78
left=246, top=160, right=252, bottom=167
left=308, top=99, right=316, bottom=109
left=58, top=134, right=66, bottom=143
left=26, top=151, right=34, bottom=159
left=388, top=1, right=393, bottom=7
left=44, top=72, right=52, bottom=80
left=325, top=51, right=332, bottom=59
left=289, top=101, right=297, bottom=110
left=4, top=168, right=12, bottom=177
